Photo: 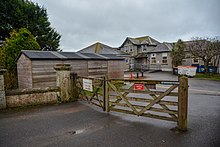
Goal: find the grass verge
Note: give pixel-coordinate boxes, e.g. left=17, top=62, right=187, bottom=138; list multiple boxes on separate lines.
left=195, top=73, right=220, bottom=81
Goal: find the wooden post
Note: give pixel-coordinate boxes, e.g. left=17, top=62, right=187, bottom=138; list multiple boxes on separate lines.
left=178, top=76, right=188, bottom=131
left=103, top=77, right=106, bottom=111
left=105, top=76, right=109, bottom=112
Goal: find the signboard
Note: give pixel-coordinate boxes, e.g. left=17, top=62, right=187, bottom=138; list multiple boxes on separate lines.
left=134, top=83, right=145, bottom=91
left=83, top=79, right=93, bottom=92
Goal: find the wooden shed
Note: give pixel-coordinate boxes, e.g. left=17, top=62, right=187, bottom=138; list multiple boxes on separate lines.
left=17, top=50, right=124, bottom=89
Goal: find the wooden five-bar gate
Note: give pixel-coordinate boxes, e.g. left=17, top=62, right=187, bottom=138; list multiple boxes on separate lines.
left=76, top=76, right=188, bottom=131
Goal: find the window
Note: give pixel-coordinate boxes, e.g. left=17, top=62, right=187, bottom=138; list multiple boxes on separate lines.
left=162, top=53, right=168, bottom=64
left=142, top=45, right=147, bottom=52
left=143, top=47, right=147, bottom=52
left=151, top=54, right=156, bottom=64
left=185, top=54, right=191, bottom=59
left=130, top=48, right=133, bottom=52
left=125, top=47, right=128, bottom=52
left=193, top=58, right=199, bottom=64
left=151, top=57, right=156, bottom=64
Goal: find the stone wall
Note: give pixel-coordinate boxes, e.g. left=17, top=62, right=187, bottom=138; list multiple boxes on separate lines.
left=0, top=64, right=76, bottom=109
left=0, top=69, right=6, bottom=109
left=6, top=88, right=60, bottom=108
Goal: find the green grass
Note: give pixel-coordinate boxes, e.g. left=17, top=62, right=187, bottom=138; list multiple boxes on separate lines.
left=111, top=81, right=126, bottom=89
left=195, top=73, right=220, bottom=81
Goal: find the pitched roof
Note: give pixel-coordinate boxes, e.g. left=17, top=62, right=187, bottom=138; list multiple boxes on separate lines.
left=134, top=36, right=160, bottom=45
left=149, top=42, right=174, bottom=53
left=18, top=50, right=124, bottom=61
left=78, top=42, right=123, bottom=55
left=120, top=36, right=160, bottom=48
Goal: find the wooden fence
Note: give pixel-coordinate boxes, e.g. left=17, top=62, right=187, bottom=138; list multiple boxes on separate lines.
left=76, top=76, right=188, bottom=131
left=77, top=76, right=105, bottom=110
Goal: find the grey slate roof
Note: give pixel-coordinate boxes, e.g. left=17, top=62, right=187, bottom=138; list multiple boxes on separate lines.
left=120, top=36, right=160, bottom=48
left=100, top=54, right=126, bottom=60
left=148, top=42, right=174, bottom=53
left=19, top=50, right=124, bottom=60
left=22, top=51, right=60, bottom=59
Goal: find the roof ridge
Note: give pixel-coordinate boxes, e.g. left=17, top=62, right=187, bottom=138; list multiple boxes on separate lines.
left=163, top=42, right=172, bottom=50
left=75, top=53, right=91, bottom=59
left=148, top=37, right=152, bottom=44
left=93, top=53, right=110, bottom=59
left=50, top=51, right=67, bottom=59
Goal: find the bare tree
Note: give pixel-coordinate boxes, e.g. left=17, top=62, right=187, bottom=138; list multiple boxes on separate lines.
left=187, top=37, right=220, bottom=73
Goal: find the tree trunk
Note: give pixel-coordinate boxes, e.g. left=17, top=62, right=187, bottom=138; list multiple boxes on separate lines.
left=204, top=60, right=209, bottom=74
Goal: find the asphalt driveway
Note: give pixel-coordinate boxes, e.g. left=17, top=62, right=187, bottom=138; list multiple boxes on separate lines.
left=0, top=72, right=220, bottom=147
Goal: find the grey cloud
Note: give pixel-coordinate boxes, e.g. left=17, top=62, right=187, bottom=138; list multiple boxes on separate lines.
left=32, top=0, right=220, bottom=51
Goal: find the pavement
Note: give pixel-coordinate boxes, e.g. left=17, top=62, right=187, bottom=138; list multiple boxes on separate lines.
left=0, top=72, right=220, bottom=147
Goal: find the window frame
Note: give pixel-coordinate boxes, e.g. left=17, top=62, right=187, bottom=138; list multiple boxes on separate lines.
left=162, top=53, right=168, bottom=64
left=151, top=54, right=156, bottom=64
left=192, top=58, right=199, bottom=64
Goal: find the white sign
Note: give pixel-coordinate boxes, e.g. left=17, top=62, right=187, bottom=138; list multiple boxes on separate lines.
left=83, top=79, right=93, bottom=92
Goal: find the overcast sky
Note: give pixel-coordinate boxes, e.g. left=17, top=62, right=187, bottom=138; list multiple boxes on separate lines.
left=32, top=0, right=220, bottom=52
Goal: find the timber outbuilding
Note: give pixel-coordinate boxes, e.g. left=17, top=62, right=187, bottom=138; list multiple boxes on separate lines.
left=17, top=50, right=124, bottom=89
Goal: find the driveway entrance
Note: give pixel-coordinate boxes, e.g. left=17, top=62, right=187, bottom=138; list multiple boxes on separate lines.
left=76, top=75, right=188, bottom=131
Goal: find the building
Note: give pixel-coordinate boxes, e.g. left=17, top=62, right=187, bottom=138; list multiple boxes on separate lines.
left=17, top=50, right=124, bottom=89
left=119, top=36, right=172, bottom=71
left=182, top=41, right=220, bottom=73
left=78, top=42, right=130, bottom=70
left=119, top=36, right=160, bottom=56
left=119, top=36, right=220, bottom=73
left=148, top=42, right=173, bottom=71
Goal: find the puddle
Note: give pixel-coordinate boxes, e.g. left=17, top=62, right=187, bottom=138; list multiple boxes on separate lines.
left=75, top=129, right=85, bottom=134
left=68, top=129, right=85, bottom=135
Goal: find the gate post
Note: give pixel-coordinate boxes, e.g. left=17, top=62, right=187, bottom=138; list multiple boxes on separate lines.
left=0, top=69, right=6, bottom=109
left=104, top=76, right=109, bottom=112
left=178, top=76, right=188, bottom=131
left=54, top=64, right=71, bottom=102
left=71, top=73, right=78, bottom=101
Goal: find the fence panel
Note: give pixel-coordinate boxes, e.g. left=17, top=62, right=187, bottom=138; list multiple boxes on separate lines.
left=76, top=76, right=105, bottom=110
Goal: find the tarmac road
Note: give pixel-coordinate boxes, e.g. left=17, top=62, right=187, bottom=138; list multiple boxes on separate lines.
left=0, top=72, right=220, bottom=147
